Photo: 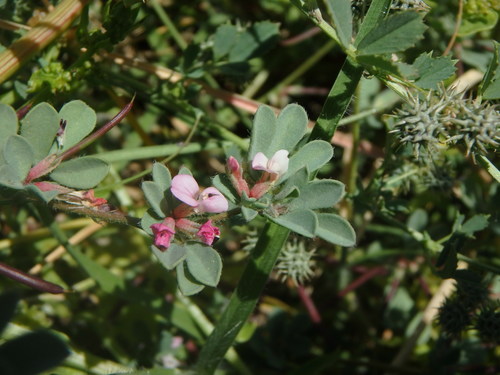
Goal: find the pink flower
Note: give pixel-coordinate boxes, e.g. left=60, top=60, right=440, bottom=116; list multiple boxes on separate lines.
left=252, top=150, right=289, bottom=177
left=196, top=220, right=221, bottom=245
left=227, top=156, right=250, bottom=196
left=171, top=174, right=228, bottom=213
left=151, top=217, right=176, bottom=250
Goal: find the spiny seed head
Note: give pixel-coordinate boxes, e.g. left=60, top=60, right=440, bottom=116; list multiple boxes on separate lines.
left=445, top=100, right=500, bottom=159
left=437, top=297, right=471, bottom=338
left=474, top=305, right=500, bottom=345
left=392, top=88, right=499, bottom=160
left=392, top=91, right=452, bottom=158
left=276, top=237, right=316, bottom=285
left=455, top=276, right=489, bottom=310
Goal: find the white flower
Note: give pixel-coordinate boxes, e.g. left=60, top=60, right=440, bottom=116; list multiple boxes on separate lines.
left=251, top=149, right=289, bottom=176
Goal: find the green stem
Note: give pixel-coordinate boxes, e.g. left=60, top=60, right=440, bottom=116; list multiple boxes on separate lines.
left=310, top=57, right=364, bottom=141
left=150, top=0, right=187, bottom=50
left=195, top=223, right=290, bottom=374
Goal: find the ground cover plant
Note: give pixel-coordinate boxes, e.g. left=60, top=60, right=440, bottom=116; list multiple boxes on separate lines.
left=0, top=0, right=499, bottom=374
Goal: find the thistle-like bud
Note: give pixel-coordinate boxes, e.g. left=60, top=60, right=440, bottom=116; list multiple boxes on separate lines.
left=474, top=305, right=500, bottom=345
left=275, top=238, right=316, bottom=285
left=437, top=297, right=471, bottom=338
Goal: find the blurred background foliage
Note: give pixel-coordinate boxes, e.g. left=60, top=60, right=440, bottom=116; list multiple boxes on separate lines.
left=0, top=0, right=499, bottom=374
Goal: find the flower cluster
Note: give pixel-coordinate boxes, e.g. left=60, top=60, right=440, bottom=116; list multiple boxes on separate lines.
left=150, top=174, right=228, bottom=251
left=227, top=149, right=289, bottom=199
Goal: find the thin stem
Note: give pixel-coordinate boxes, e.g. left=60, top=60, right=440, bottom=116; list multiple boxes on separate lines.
left=443, top=0, right=463, bottom=56
left=0, top=261, right=65, bottom=294
left=150, top=0, right=187, bottom=50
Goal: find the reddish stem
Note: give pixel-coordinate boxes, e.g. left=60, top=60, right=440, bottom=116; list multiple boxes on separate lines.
left=56, top=96, right=135, bottom=163
left=0, top=261, right=65, bottom=294
left=337, top=266, right=387, bottom=298
left=297, top=284, right=321, bottom=323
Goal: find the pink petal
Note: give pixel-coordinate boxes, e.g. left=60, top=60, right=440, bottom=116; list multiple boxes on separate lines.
left=198, top=187, right=229, bottom=213
left=197, top=220, right=221, bottom=245
left=267, top=150, right=289, bottom=175
left=171, top=174, right=200, bottom=207
left=227, top=156, right=241, bottom=174
left=151, top=218, right=176, bottom=250
left=251, top=152, right=269, bottom=171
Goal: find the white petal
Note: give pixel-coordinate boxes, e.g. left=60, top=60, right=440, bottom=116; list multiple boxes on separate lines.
left=251, top=152, right=269, bottom=171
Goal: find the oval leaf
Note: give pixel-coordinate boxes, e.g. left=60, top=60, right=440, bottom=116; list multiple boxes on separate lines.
left=0, top=104, right=18, bottom=157
left=152, top=243, right=187, bottom=270
left=20, top=102, right=60, bottom=162
left=176, top=262, right=205, bottom=296
left=50, top=157, right=109, bottom=189
left=3, top=135, right=35, bottom=181
left=140, top=209, right=162, bottom=234
left=249, top=105, right=276, bottom=160
left=289, top=179, right=345, bottom=210
left=185, top=243, right=222, bottom=287
left=152, top=162, right=172, bottom=191
left=142, top=180, right=167, bottom=217
left=316, top=213, right=356, bottom=247
left=282, top=140, right=333, bottom=180
left=269, top=104, right=308, bottom=156
left=270, top=209, right=317, bottom=237
left=0, top=165, right=24, bottom=188
left=59, top=100, right=97, bottom=151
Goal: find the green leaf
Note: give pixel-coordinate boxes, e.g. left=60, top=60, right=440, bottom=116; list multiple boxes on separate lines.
left=0, top=104, right=18, bottom=163
left=176, top=262, right=205, bottom=296
left=185, top=243, right=222, bottom=287
left=276, top=167, right=308, bottom=200
left=356, top=12, right=427, bottom=56
left=152, top=243, right=187, bottom=270
left=411, top=52, right=457, bottom=90
left=213, top=24, right=238, bottom=60
left=326, top=0, right=352, bottom=48
left=435, top=235, right=461, bottom=278
left=20, top=102, right=60, bottom=162
left=269, top=104, right=308, bottom=156
left=110, top=370, right=175, bottom=375
left=241, top=206, right=258, bottom=222
left=354, top=0, right=392, bottom=46
left=282, top=140, right=333, bottom=180
left=228, top=21, right=279, bottom=62
left=152, top=162, right=172, bottom=191
left=357, top=55, right=404, bottom=77
left=0, top=165, right=24, bottom=188
left=316, top=213, right=356, bottom=246
left=459, top=8, right=499, bottom=36
left=142, top=181, right=167, bottom=217
left=249, top=104, right=308, bottom=161
left=460, top=214, right=489, bottom=238
left=270, top=209, right=317, bottom=237
left=0, top=331, right=70, bottom=375
left=59, top=100, right=97, bottom=151
left=480, top=41, right=500, bottom=99
left=249, top=105, right=277, bottom=160
left=50, top=157, right=109, bottom=189
left=26, top=184, right=60, bottom=203
left=0, top=292, right=19, bottom=335
left=3, top=135, right=34, bottom=181
left=288, top=179, right=345, bottom=210
left=478, top=155, right=500, bottom=183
